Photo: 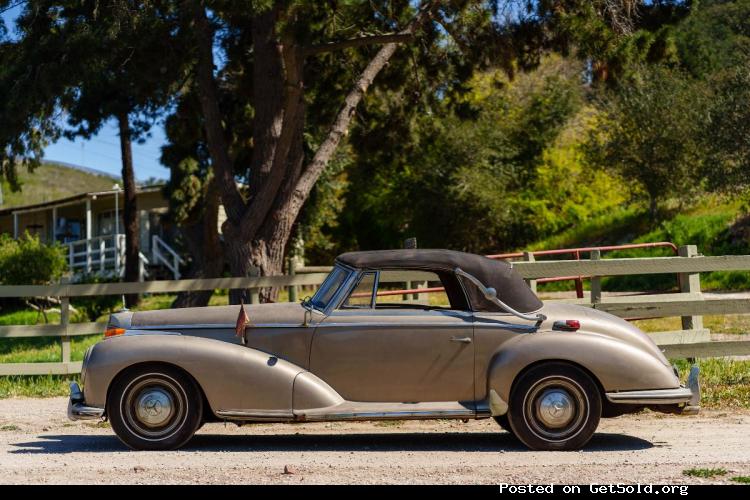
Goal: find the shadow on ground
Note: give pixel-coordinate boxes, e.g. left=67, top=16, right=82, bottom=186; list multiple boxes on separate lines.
left=9, top=431, right=653, bottom=454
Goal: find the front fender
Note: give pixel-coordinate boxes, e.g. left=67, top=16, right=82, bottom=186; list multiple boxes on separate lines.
left=83, top=335, right=302, bottom=414
left=487, top=331, right=680, bottom=404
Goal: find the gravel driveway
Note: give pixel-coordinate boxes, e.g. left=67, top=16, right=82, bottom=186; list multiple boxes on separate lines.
left=0, top=397, right=748, bottom=484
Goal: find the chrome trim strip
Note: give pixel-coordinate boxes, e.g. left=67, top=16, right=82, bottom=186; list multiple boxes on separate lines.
left=217, top=407, right=481, bottom=422
left=606, top=387, right=693, bottom=405
left=123, top=329, right=182, bottom=336
left=316, top=321, right=473, bottom=329
left=134, top=323, right=234, bottom=330
left=298, top=408, right=477, bottom=422
left=133, top=323, right=317, bottom=330
left=216, top=409, right=295, bottom=421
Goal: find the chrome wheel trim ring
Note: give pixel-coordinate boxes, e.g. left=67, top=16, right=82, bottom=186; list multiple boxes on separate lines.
left=120, top=373, right=189, bottom=442
left=522, top=375, right=589, bottom=442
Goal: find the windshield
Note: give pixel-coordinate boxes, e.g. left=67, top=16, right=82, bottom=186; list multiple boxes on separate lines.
left=310, top=266, right=350, bottom=310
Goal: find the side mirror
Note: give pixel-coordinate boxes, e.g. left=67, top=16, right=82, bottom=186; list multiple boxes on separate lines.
left=484, top=287, right=497, bottom=300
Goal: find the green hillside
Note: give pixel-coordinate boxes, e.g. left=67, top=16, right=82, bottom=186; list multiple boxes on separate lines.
left=526, top=194, right=750, bottom=292
left=0, top=162, right=117, bottom=209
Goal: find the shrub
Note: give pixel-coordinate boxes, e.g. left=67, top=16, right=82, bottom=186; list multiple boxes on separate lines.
left=0, top=233, right=67, bottom=286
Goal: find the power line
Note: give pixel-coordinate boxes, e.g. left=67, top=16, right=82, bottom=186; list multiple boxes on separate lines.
left=0, top=1, right=25, bottom=16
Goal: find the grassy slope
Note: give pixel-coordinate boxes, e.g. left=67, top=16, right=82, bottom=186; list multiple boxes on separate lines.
left=0, top=162, right=116, bottom=209
left=529, top=194, right=750, bottom=291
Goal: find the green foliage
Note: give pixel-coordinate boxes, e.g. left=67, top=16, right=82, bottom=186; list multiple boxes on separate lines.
left=584, top=65, right=711, bottom=217
left=0, top=233, right=67, bottom=286
left=682, top=468, right=728, bottom=478
left=673, top=357, right=750, bottom=409
left=702, top=63, right=750, bottom=192
left=674, top=0, right=750, bottom=79
left=334, top=57, right=621, bottom=254
left=0, top=374, right=80, bottom=398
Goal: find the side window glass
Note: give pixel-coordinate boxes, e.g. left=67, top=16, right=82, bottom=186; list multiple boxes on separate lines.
left=376, top=270, right=454, bottom=309
left=342, top=272, right=377, bottom=308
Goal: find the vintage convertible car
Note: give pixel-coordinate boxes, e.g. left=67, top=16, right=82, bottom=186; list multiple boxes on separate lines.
left=68, top=249, right=700, bottom=451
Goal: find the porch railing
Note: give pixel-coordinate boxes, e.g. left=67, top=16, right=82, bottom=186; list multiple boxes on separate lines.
left=66, top=234, right=125, bottom=276
left=152, top=235, right=184, bottom=280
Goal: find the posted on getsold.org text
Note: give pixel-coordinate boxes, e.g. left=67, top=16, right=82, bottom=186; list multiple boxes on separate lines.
left=498, top=484, right=691, bottom=496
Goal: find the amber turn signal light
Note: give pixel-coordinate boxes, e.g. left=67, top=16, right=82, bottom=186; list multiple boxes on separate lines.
left=104, top=327, right=126, bottom=338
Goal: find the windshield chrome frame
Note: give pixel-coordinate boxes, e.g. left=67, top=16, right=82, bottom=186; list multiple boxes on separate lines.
left=307, top=263, right=360, bottom=316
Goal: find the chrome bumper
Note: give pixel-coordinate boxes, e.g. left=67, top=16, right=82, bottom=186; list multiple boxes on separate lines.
left=605, top=366, right=701, bottom=414
left=67, top=382, right=105, bottom=421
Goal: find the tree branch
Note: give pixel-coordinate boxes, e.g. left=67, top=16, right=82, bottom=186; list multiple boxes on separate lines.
left=283, top=1, right=442, bottom=219
left=189, top=3, right=246, bottom=224
left=304, top=33, right=414, bottom=56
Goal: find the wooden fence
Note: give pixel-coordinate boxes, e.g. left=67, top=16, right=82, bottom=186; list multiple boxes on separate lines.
left=1, top=244, right=749, bottom=376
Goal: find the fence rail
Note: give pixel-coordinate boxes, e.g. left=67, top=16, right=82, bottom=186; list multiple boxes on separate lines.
left=1, top=244, right=749, bottom=376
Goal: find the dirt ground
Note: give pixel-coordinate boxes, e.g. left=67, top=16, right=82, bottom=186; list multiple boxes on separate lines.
left=0, top=397, right=748, bottom=485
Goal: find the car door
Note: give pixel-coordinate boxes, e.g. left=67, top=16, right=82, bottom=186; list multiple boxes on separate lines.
left=309, top=270, right=475, bottom=403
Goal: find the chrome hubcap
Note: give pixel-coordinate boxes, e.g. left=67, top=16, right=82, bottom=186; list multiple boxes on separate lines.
left=537, top=389, right=574, bottom=428
left=135, top=389, right=174, bottom=427
left=523, top=376, right=589, bottom=442
left=121, top=374, right=188, bottom=441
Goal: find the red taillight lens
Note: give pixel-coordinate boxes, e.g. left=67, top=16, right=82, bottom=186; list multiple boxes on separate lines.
left=565, top=320, right=580, bottom=330
left=104, top=327, right=125, bottom=338
left=553, top=320, right=580, bottom=331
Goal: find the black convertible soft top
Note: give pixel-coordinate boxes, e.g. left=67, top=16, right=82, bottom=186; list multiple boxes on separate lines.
left=336, top=249, right=543, bottom=313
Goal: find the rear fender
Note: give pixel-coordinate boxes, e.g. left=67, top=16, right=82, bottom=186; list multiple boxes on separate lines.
left=487, top=331, right=680, bottom=404
left=83, top=335, right=302, bottom=414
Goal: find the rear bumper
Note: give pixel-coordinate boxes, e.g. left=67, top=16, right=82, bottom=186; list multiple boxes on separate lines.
left=67, top=382, right=105, bottom=421
left=605, top=366, right=700, bottom=415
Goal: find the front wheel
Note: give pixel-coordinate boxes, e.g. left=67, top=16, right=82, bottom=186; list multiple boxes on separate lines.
left=507, top=362, right=601, bottom=451
left=107, top=364, right=202, bottom=450
left=493, top=414, right=515, bottom=437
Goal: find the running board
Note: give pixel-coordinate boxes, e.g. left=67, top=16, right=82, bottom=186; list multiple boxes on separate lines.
left=217, top=401, right=490, bottom=423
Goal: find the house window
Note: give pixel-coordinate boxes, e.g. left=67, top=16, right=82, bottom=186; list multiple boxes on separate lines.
left=98, top=210, right=119, bottom=236
left=55, top=218, right=82, bottom=243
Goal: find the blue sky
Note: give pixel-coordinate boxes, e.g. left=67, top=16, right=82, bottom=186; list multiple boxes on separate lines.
left=2, top=4, right=170, bottom=182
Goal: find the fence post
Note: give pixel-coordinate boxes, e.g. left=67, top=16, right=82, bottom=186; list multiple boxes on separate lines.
left=403, top=281, right=411, bottom=302
left=60, top=279, right=71, bottom=366
left=590, top=250, right=602, bottom=304
left=288, top=259, right=298, bottom=303
left=678, top=245, right=703, bottom=331
left=523, top=252, right=537, bottom=294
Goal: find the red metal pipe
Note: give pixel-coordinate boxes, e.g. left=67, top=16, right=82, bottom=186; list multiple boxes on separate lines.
left=485, top=241, right=678, bottom=260
left=372, top=241, right=680, bottom=298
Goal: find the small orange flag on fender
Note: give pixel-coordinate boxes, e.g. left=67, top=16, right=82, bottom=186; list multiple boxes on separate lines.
left=236, top=300, right=250, bottom=338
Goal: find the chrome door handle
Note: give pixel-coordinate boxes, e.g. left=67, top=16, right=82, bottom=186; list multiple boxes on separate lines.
left=450, top=336, right=472, bottom=344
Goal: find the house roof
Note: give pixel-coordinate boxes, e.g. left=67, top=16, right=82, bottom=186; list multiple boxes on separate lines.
left=336, top=249, right=543, bottom=313
left=0, top=185, right=165, bottom=216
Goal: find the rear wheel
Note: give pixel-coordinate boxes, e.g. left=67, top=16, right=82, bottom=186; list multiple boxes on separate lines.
left=107, top=364, right=202, bottom=450
left=507, top=362, right=601, bottom=451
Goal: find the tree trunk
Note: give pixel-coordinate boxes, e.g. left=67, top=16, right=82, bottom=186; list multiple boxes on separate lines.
left=117, top=110, right=141, bottom=307
left=190, top=2, right=438, bottom=305
left=172, top=177, right=224, bottom=308
left=649, top=195, right=658, bottom=221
